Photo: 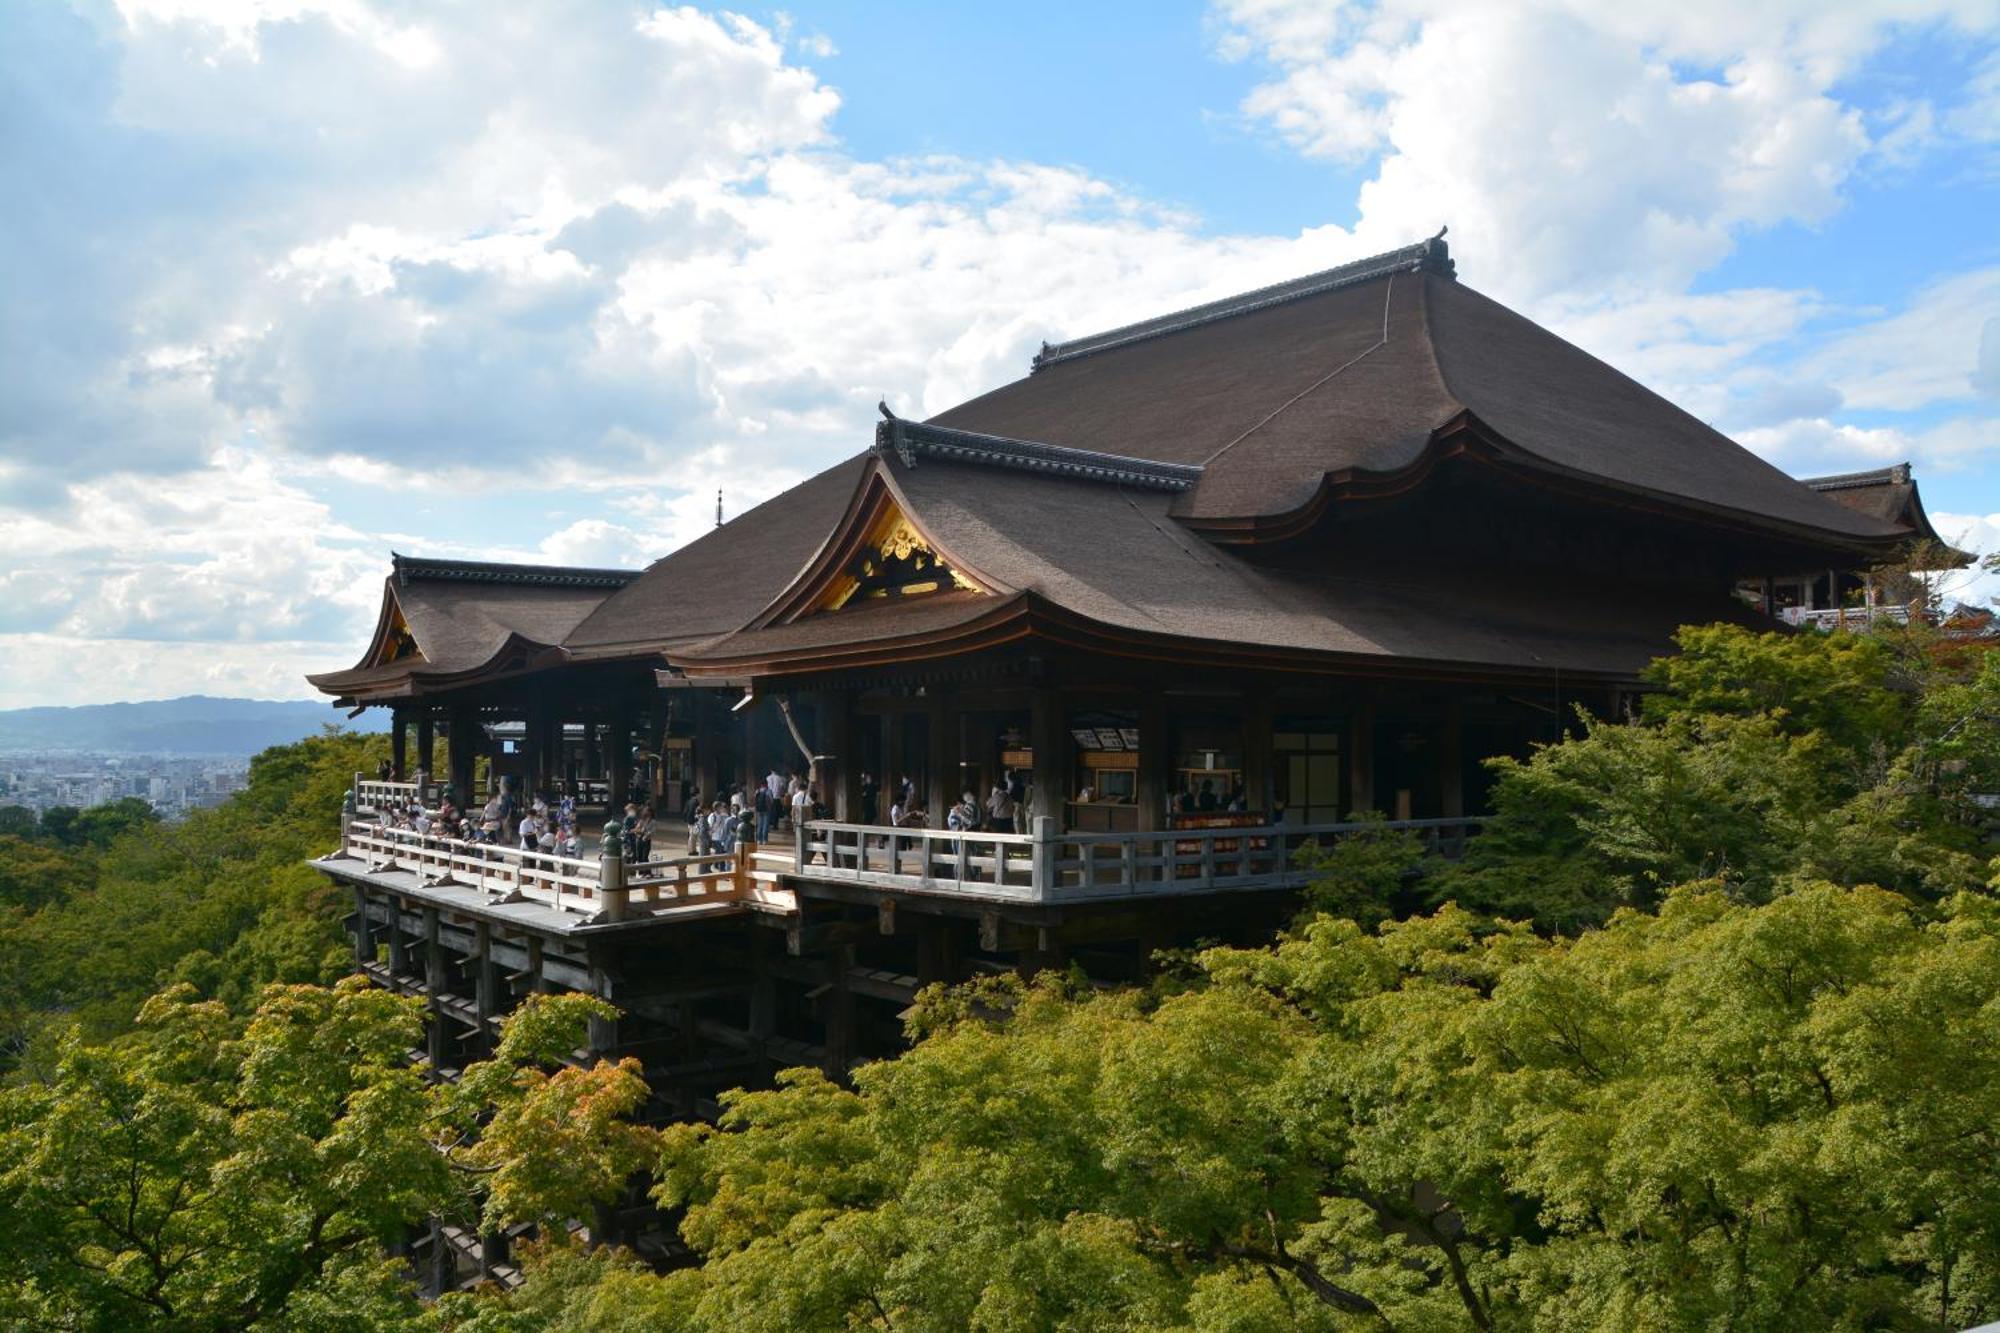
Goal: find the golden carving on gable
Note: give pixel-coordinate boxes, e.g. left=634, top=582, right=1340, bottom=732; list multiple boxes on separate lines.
left=815, top=506, right=981, bottom=614
left=370, top=605, right=423, bottom=667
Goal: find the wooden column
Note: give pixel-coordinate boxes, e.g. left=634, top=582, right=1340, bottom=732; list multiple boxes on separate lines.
left=741, top=698, right=761, bottom=794
left=882, top=710, right=907, bottom=810
left=608, top=705, right=632, bottom=810
left=423, top=907, right=447, bottom=1072
left=694, top=693, right=718, bottom=804
left=390, top=709, right=407, bottom=779
left=1348, top=696, right=1376, bottom=816
left=386, top=900, right=408, bottom=977
left=748, top=929, right=776, bottom=1075
left=923, top=691, right=949, bottom=820
left=1440, top=695, right=1464, bottom=820
left=826, top=691, right=859, bottom=821
left=1136, top=695, right=1168, bottom=832
left=586, top=957, right=619, bottom=1058
left=448, top=706, right=477, bottom=807
left=583, top=720, right=602, bottom=781
left=351, top=885, right=372, bottom=968
left=415, top=715, right=434, bottom=783
left=821, top=944, right=855, bottom=1079
left=1243, top=689, right=1275, bottom=818
left=916, top=917, right=959, bottom=988
left=1028, top=688, right=1066, bottom=831
left=523, top=700, right=550, bottom=797
left=473, top=921, right=499, bottom=1055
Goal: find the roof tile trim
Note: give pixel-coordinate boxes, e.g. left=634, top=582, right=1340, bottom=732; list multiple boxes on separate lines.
left=391, top=553, right=641, bottom=590
left=875, top=416, right=1202, bottom=492
left=1029, top=233, right=1455, bottom=371
left=1801, top=463, right=1914, bottom=492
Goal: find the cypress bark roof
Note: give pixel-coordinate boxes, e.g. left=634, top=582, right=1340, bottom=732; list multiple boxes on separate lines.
left=929, top=241, right=1903, bottom=546
left=665, top=456, right=1769, bottom=682
left=308, top=557, right=638, bottom=701
left=1801, top=462, right=1967, bottom=558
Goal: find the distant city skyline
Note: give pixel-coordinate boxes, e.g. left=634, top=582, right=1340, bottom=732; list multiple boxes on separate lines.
left=4, top=1, right=1997, bottom=707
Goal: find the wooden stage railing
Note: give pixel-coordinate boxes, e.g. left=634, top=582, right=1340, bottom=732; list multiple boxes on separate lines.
left=336, top=821, right=746, bottom=922
left=795, top=816, right=1483, bottom=904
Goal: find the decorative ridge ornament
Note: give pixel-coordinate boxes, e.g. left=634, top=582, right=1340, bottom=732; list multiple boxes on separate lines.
left=1029, top=231, right=1455, bottom=372
left=873, top=414, right=1201, bottom=493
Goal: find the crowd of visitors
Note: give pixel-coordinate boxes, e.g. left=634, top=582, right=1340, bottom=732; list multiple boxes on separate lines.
left=364, top=763, right=1037, bottom=867
left=680, top=768, right=826, bottom=866
left=368, top=778, right=591, bottom=858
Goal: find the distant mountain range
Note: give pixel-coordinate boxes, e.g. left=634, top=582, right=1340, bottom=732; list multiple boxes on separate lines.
left=0, top=696, right=385, bottom=755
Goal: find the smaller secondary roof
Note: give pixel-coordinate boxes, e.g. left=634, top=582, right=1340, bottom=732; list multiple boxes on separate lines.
left=309, top=555, right=639, bottom=703
left=1801, top=463, right=1972, bottom=563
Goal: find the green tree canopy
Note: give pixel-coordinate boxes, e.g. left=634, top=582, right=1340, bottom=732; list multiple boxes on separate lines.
left=0, top=983, right=654, bottom=1331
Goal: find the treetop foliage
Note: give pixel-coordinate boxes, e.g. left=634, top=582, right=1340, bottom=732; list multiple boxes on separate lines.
left=2, top=627, right=1998, bottom=1329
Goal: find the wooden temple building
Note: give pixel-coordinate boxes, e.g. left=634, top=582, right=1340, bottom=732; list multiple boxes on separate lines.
left=304, top=234, right=1947, bottom=1278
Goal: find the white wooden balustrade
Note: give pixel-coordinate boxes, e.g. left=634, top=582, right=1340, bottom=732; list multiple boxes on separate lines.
left=795, top=815, right=1482, bottom=904
left=338, top=820, right=744, bottom=920
left=354, top=776, right=423, bottom=813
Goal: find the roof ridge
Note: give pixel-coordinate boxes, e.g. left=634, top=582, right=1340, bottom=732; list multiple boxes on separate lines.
left=1800, top=463, right=1913, bottom=491
left=1029, top=232, right=1455, bottom=373
left=390, top=553, right=641, bottom=589
left=876, top=415, right=1202, bottom=492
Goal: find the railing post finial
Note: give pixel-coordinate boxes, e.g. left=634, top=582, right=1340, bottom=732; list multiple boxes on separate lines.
left=599, top=819, right=627, bottom=922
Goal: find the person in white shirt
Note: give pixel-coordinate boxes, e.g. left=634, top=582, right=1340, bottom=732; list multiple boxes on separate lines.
left=704, top=801, right=732, bottom=869
left=791, top=783, right=811, bottom=830
left=518, top=812, right=540, bottom=852
left=985, top=782, right=1014, bottom=834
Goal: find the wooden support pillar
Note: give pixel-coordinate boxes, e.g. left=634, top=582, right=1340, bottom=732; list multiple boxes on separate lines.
left=882, top=711, right=907, bottom=811
left=925, top=689, right=953, bottom=822
left=826, top=690, right=859, bottom=821
left=414, top=715, right=434, bottom=787
left=1440, top=695, right=1464, bottom=820
left=748, top=929, right=776, bottom=1068
left=1019, top=926, right=1068, bottom=980
left=693, top=693, right=718, bottom=805
left=423, top=907, right=447, bottom=1072
left=586, top=958, right=618, bottom=1058
left=821, top=944, right=855, bottom=1079
left=1348, top=696, right=1376, bottom=816
left=583, top=720, right=602, bottom=782
left=526, top=936, right=551, bottom=995
left=429, top=1220, right=453, bottom=1295
left=916, top=917, right=959, bottom=988
left=351, top=885, right=372, bottom=968
left=473, top=921, right=498, bottom=1052
left=1243, top=689, right=1275, bottom=818
left=532, top=704, right=550, bottom=797
left=742, top=698, right=762, bottom=795
left=1028, top=687, right=1066, bottom=831
left=1136, top=696, right=1168, bottom=832
left=448, top=706, right=477, bottom=807
left=386, top=900, right=408, bottom=977
left=390, top=709, right=407, bottom=779
left=608, top=705, right=632, bottom=811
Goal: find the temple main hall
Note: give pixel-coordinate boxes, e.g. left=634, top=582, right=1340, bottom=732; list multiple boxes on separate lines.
left=306, top=235, right=1956, bottom=1272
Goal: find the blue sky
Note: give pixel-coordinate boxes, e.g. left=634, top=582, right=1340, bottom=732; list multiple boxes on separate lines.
left=1, top=0, right=1997, bottom=706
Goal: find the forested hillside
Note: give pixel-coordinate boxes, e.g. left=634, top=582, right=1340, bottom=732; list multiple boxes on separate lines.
left=3, top=627, right=1998, bottom=1330
left=0, top=729, right=379, bottom=1073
